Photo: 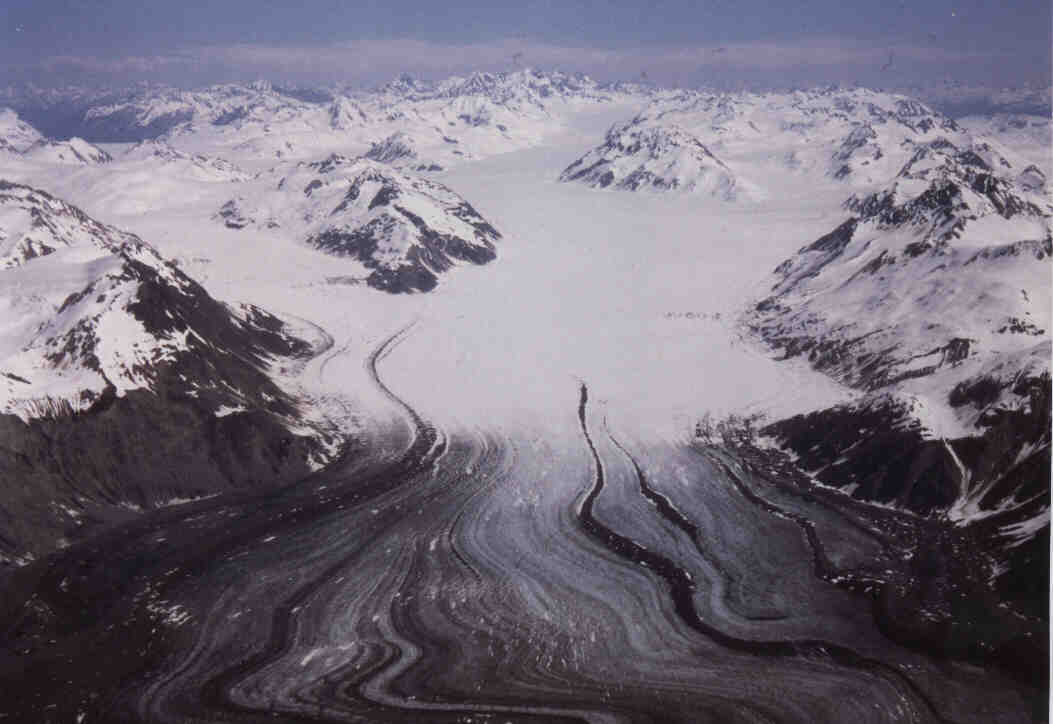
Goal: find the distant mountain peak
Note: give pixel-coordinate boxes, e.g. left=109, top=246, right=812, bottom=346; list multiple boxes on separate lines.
left=560, top=118, right=756, bottom=199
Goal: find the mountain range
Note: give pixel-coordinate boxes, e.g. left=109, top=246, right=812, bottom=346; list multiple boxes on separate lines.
left=0, top=72, right=1047, bottom=683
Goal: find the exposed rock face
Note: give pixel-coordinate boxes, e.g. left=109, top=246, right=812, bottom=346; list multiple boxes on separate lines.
left=745, top=123, right=1051, bottom=673
left=0, top=180, right=142, bottom=269
left=828, top=103, right=963, bottom=182
left=762, top=369, right=1050, bottom=517
left=757, top=376, right=1050, bottom=688
left=559, top=120, right=751, bottom=199
left=217, top=156, right=500, bottom=293
left=363, top=132, right=443, bottom=172
left=750, top=135, right=1051, bottom=395
left=328, top=97, right=370, bottom=130
left=0, top=181, right=333, bottom=565
left=0, top=365, right=321, bottom=565
left=364, top=132, right=418, bottom=164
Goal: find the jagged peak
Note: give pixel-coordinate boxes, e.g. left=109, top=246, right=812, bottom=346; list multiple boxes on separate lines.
left=0, top=180, right=160, bottom=269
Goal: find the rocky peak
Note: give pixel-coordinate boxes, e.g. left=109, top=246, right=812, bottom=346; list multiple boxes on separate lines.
left=844, top=137, right=1050, bottom=247
left=560, top=118, right=754, bottom=199
left=328, top=96, right=370, bottom=130
left=0, top=181, right=319, bottom=425
left=0, top=181, right=134, bottom=268
left=217, top=158, right=500, bottom=293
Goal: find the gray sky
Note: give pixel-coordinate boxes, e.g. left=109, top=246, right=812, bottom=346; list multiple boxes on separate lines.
left=2, top=0, right=1050, bottom=89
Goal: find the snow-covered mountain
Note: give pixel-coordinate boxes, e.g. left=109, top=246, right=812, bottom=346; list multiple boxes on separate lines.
left=2, top=76, right=1048, bottom=541
left=362, top=131, right=443, bottom=171
left=22, top=137, right=112, bottom=165
left=712, top=107, right=1053, bottom=633
left=559, top=119, right=755, bottom=199
left=0, top=180, right=339, bottom=561
left=0, top=112, right=253, bottom=218
left=1, top=109, right=111, bottom=166
left=9, top=70, right=643, bottom=173
left=0, top=108, right=44, bottom=153
left=0, top=180, right=322, bottom=422
left=77, top=70, right=610, bottom=139
left=750, top=135, right=1050, bottom=395
left=0, top=179, right=130, bottom=269
left=326, top=95, right=370, bottom=131
left=358, top=69, right=638, bottom=168
left=216, top=155, right=500, bottom=292
left=377, top=69, right=612, bottom=108
left=558, top=86, right=985, bottom=202
left=747, top=126, right=1051, bottom=529
left=121, top=139, right=250, bottom=182
left=824, top=97, right=969, bottom=183
left=77, top=80, right=328, bottom=139
left=957, top=114, right=1052, bottom=175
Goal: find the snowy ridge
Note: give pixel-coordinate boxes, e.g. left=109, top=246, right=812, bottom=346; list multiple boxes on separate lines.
left=1, top=109, right=110, bottom=166
left=825, top=97, right=967, bottom=183
left=748, top=118, right=1051, bottom=534
left=559, top=118, right=756, bottom=199
left=557, top=86, right=992, bottom=204
left=752, top=133, right=1051, bottom=397
left=0, top=180, right=140, bottom=268
left=380, top=69, right=611, bottom=107
left=78, top=69, right=611, bottom=137
left=0, top=112, right=249, bottom=219
left=81, top=80, right=323, bottom=137
left=582, top=87, right=981, bottom=190
left=0, top=181, right=322, bottom=427
left=121, top=139, right=250, bottom=182
left=216, top=155, right=500, bottom=292
left=0, top=108, right=44, bottom=152
left=957, top=114, right=1052, bottom=175
left=23, top=137, right=112, bottom=165
left=59, top=70, right=643, bottom=171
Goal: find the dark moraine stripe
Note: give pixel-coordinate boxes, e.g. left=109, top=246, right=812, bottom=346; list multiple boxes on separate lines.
left=574, top=383, right=951, bottom=724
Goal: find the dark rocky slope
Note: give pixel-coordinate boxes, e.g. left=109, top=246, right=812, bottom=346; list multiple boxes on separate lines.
left=0, top=182, right=334, bottom=566
left=740, top=129, right=1051, bottom=693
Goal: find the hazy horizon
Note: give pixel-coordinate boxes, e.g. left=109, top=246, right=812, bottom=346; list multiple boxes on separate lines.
left=3, top=0, right=1050, bottom=91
